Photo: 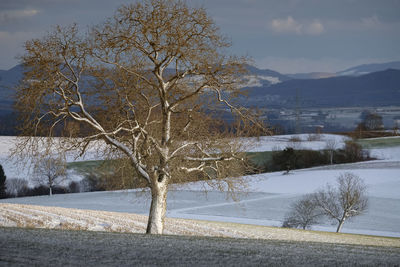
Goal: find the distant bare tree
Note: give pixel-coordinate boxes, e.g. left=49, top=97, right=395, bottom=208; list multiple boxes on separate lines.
left=325, top=138, right=338, bottom=165
left=5, top=178, right=29, bottom=197
left=313, top=172, right=368, bottom=232
left=14, top=0, right=264, bottom=234
left=33, top=156, right=67, bottom=196
left=360, top=111, right=384, bottom=130
left=282, top=194, right=322, bottom=230
left=343, top=140, right=367, bottom=162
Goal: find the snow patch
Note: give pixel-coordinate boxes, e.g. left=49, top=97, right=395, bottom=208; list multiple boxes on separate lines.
left=242, top=75, right=281, bottom=87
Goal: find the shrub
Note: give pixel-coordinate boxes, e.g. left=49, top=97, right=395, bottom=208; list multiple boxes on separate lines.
left=296, top=150, right=329, bottom=168
left=6, top=178, right=29, bottom=197
left=0, top=164, right=6, bottom=199
left=343, top=140, right=368, bottom=162
left=268, top=142, right=370, bottom=173
left=271, top=148, right=329, bottom=172
left=79, top=174, right=106, bottom=192
left=271, top=147, right=300, bottom=172
left=68, top=181, right=80, bottom=193
left=27, top=185, right=50, bottom=196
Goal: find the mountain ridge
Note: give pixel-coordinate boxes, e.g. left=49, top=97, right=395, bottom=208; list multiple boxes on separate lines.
left=247, top=68, right=400, bottom=108
left=284, top=61, right=400, bottom=80
left=1, top=63, right=400, bottom=113
left=337, top=61, right=400, bottom=76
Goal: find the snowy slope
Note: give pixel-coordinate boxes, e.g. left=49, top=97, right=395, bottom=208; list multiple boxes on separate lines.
left=337, top=61, right=400, bottom=76
left=242, top=133, right=348, bottom=152
left=1, top=157, right=399, bottom=237
left=1, top=134, right=399, bottom=237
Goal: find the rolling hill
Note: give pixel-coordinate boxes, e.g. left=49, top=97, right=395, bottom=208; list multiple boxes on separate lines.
left=246, top=69, right=400, bottom=108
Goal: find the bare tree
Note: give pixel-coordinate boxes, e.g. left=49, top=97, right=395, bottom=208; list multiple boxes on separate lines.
left=14, top=0, right=263, bottom=234
left=325, top=138, right=337, bottom=165
left=313, top=172, right=368, bottom=233
left=33, top=156, right=67, bottom=196
left=282, top=194, right=322, bottom=230
left=5, top=178, right=29, bottom=197
left=360, top=110, right=384, bottom=130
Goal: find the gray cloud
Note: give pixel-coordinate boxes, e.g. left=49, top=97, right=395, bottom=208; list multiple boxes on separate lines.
left=0, top=0, right=399, bottom=72
left=269, top=17, right=324, bottom=35
left=0, top=9, right=40, bottom=25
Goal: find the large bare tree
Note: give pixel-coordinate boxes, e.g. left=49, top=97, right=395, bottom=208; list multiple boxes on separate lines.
left=15, top=0, right=262, bottom=234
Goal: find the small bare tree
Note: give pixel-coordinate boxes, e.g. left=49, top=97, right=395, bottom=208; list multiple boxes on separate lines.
left=14, top=0, right=264, bottom=234
left=325, top=138, right=337, bottom=165
left=282, top=194, right=322, bottom=230
left=5, top=178, right=29, bottom=197
left=33, top=156, right=67, bottom=196
left=313, top=172, right=368, bottom=233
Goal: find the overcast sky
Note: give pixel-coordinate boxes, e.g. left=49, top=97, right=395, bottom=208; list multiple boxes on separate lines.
left=1, top=0, right=399, bottom=73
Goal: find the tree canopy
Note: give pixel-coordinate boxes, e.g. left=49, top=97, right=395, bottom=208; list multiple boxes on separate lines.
left=15, top=0, right=263, bottom=234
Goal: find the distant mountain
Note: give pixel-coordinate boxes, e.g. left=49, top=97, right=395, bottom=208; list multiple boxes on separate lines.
left=247, top=69, right=400, bottom=108
left=0, top=65, right=24, bottom=134
left=286, top=72, right=336, bottom=80
left=0, top=64, right=24, bottom=84
left=1, top=64, right=400, bottom=113
left=285, top=61, right=400, bottom=79
left=0, top=64, right=290, bottom=113
left=336, top=61, right=400, bottom=76
left=0, top=64, right=24, bottom=113
left=241, top=65, right=292, bottom=87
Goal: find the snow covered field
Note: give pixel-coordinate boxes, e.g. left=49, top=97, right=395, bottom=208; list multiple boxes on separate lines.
left=0, top=136, right=104, bottom=186
left=242, top=133, right=348, bottom=152
left=1, top=134, right=399, bottom=237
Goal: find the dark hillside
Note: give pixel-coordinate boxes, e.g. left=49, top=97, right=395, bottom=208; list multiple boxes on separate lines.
left=0, top=64, right=23, bottom=113
left=248, top=69, right=400, bottom=108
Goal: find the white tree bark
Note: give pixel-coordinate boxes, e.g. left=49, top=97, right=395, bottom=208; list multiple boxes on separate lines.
left=146, top=179, right=168, bottom=234
left=336, top=217, right=346, bottom=233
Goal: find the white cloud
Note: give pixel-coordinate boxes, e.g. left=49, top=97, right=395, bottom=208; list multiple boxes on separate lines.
left=269, top=16, right=324, bottom=35
left=0, top=9, right=39, bottom=24
left=305, top=20, right=325, bottom=35
left=270, top=16, right=302, bottom=34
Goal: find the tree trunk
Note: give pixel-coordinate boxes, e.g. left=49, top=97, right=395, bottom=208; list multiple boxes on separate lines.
left=336, top=218, right=345, bottom=233
left=146, top=181, right=168, bottom=234
left=49, top=186, right=53, bottom=196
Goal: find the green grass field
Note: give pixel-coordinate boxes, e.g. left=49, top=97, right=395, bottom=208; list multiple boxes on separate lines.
left=67, top=160, right=104, bottom=174
left=246, top=151, right=274, bottom=168
left=357, top=137, right=400, bottom=149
